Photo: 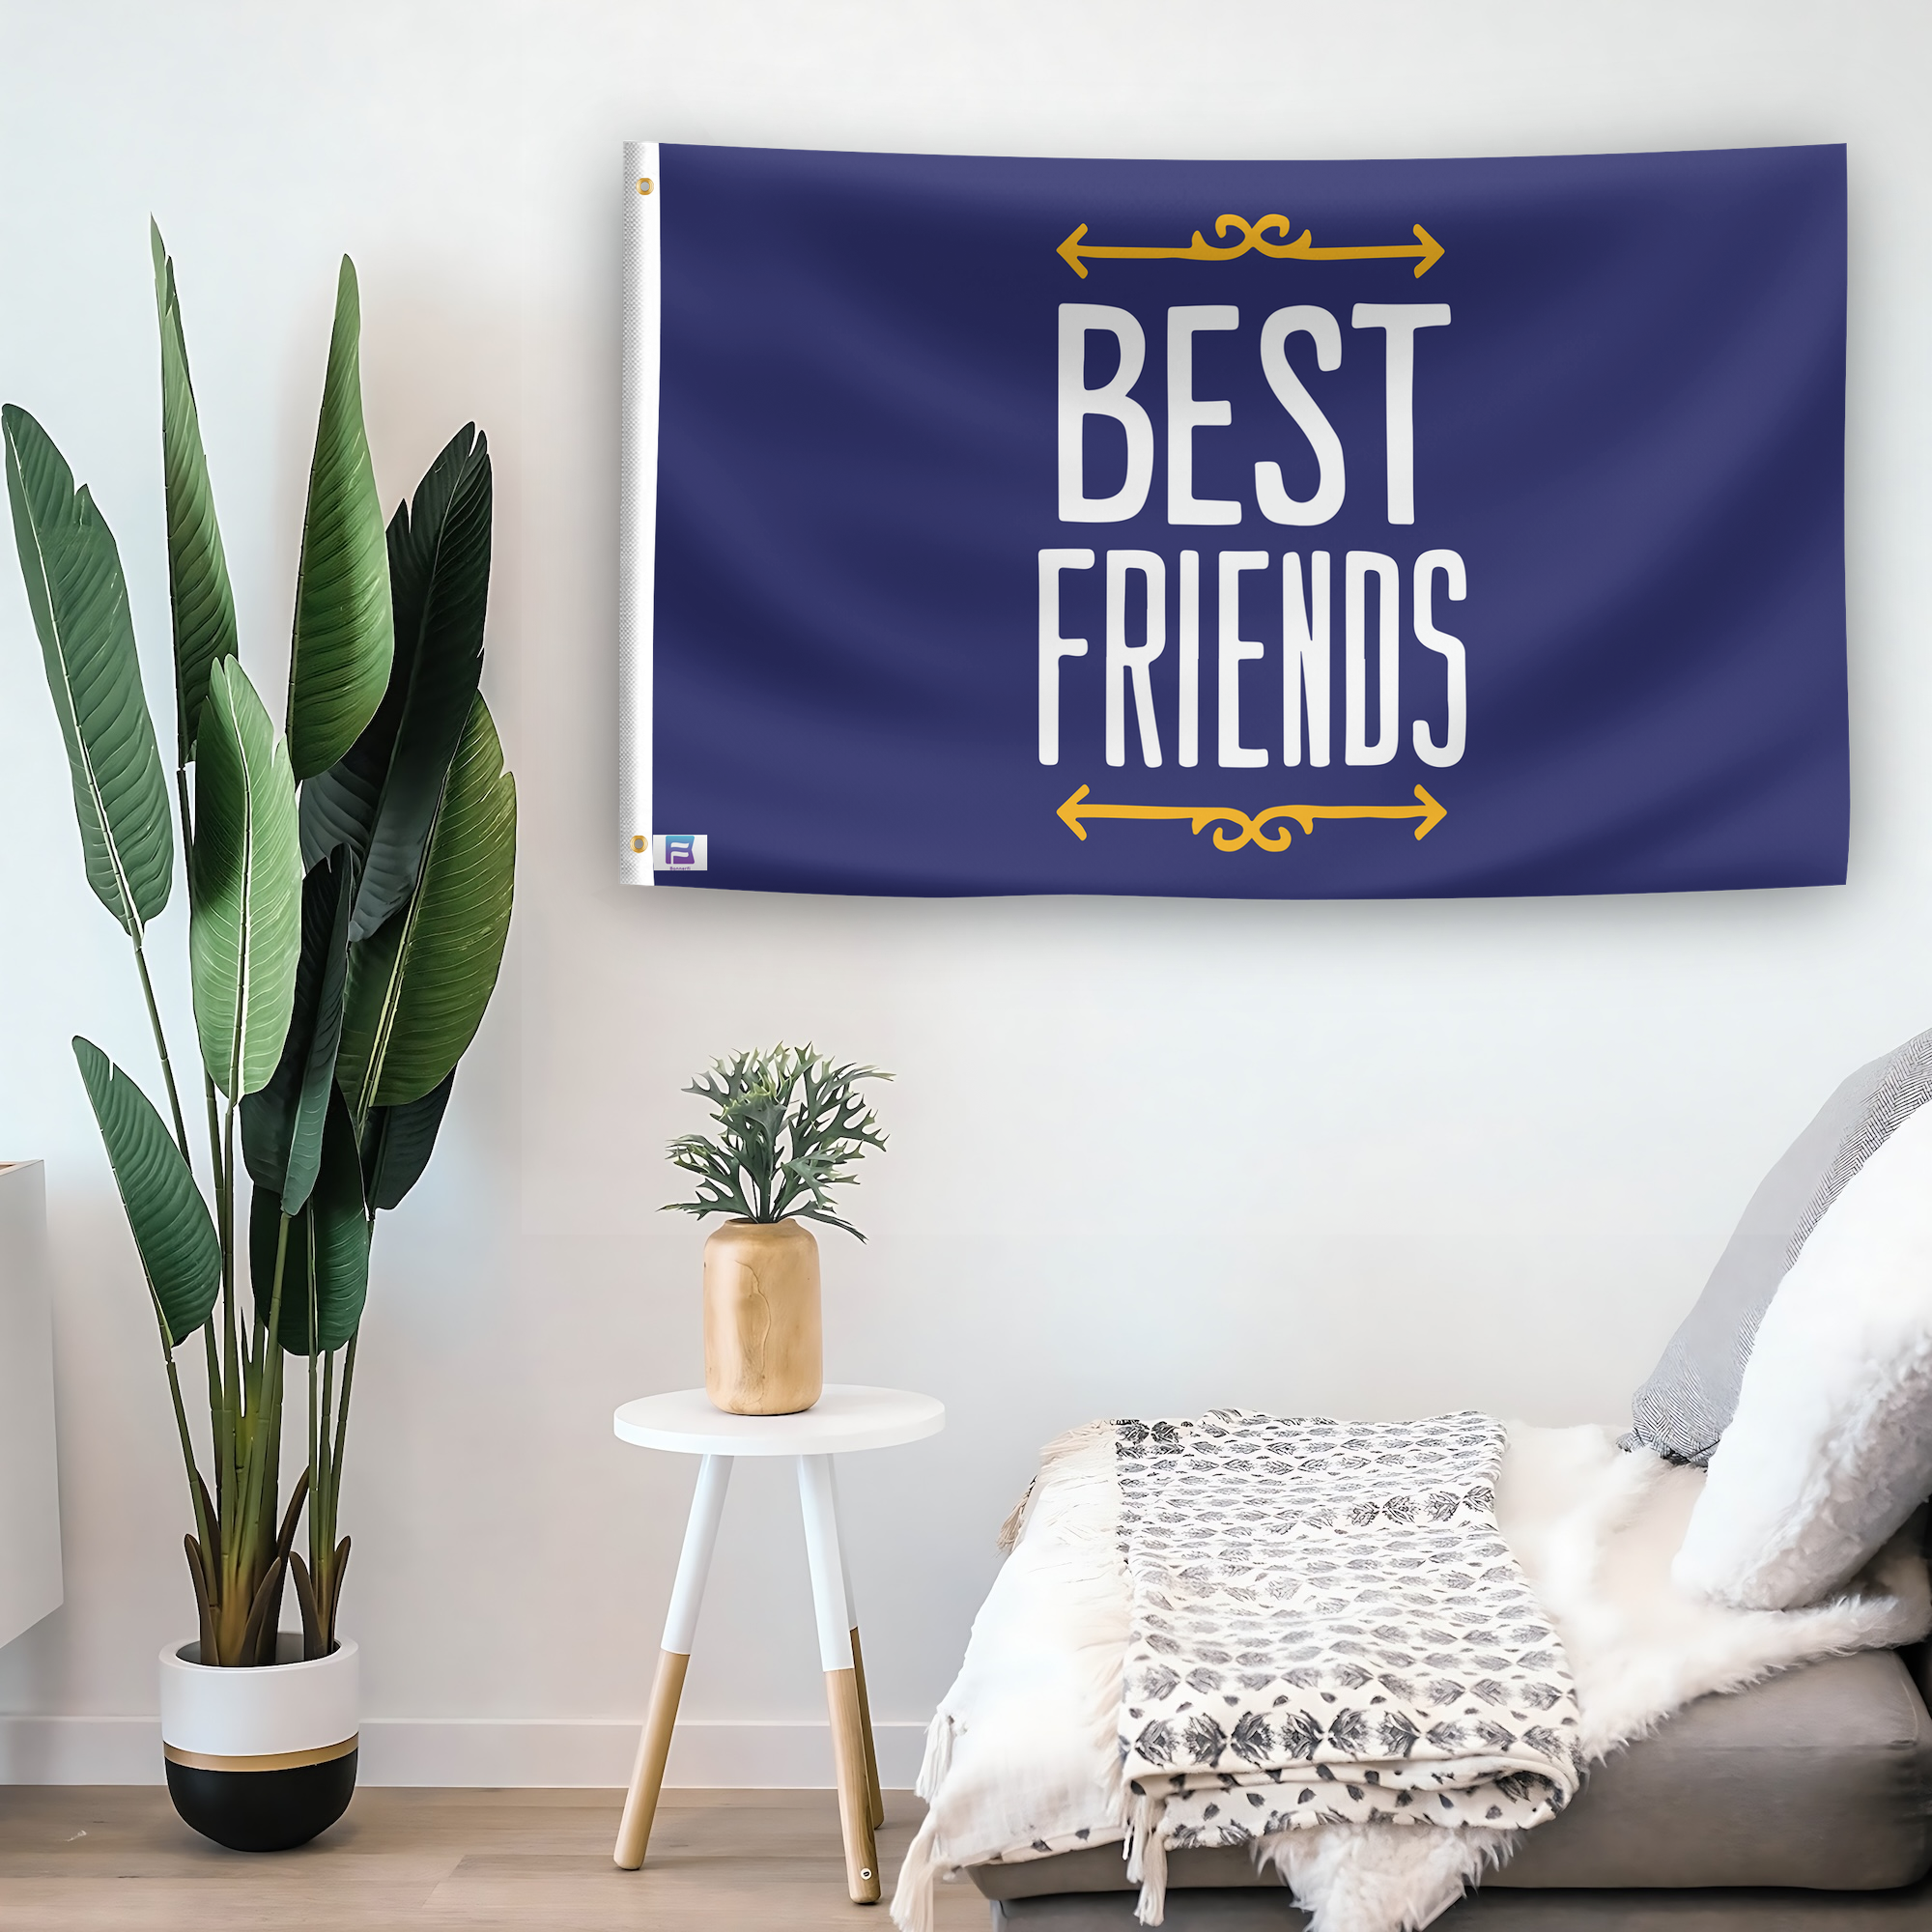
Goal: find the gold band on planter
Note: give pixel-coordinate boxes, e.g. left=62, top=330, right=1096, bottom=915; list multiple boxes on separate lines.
left=163, top=1735, right=357, bottom=1774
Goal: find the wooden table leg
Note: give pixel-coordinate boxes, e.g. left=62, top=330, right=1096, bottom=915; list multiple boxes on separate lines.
left=848, top=1626, right=885, bottom=1831
left=828, top=1461, right=885, bottom=1830
left=798, top=1454, right=880, bottom=1903
left=614, top=1454, right=732, bottom=1870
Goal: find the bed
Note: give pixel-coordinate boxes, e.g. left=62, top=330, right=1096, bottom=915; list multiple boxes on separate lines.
left=897, top=1420, right=1931, bottom=1931
left=898, top=1030, right=1932, bottom=1932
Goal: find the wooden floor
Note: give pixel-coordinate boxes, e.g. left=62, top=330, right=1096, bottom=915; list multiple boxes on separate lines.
left=0, top=1787, right=991, bottom=1930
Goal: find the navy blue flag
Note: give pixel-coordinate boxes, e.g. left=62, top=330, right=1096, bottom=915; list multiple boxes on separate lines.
left=619, top=141, right=1846, bottom=898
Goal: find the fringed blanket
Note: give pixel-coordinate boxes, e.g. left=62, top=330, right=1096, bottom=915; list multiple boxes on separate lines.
left=1113, top=1411, right=1582, bottom=1918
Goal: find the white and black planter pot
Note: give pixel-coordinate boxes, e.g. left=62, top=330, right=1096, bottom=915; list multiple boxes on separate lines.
left=159, top=1635, right=358, bottom=1852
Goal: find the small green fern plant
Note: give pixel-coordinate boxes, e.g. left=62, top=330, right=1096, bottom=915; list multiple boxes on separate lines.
left=664, top=1044, right=890, bottom=1239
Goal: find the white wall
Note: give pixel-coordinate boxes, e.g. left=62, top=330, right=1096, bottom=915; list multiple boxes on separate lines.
left=0, top=0, right=1926, bottom=1786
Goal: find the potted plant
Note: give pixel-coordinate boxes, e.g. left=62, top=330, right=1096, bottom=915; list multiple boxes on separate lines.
left=3, top=226, right=515, bottom=1851
left=666, top=1046, right=890, bottom=1414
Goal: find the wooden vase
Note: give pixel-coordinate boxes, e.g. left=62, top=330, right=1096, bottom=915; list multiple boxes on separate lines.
left=702, top=1218, right=823, bottom=1415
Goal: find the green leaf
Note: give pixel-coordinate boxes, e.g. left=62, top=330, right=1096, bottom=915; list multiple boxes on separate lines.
left=250, top=1086, right=369, bottom=1355
left=295, top=726, right=381, bottom=877
left=73, top=1037, right=219, bottom=1348
left=664, top=1044, right=889, bottom=1237
left=151, top=222, right=238, bottom=765
left=3, top=405, right=174, bottom=936
left=360, top=1069, right=455, bottom=1211
left=189, top=658, right=302, bottom=1097
left=241, top=846, right=355, bottom=1212
left=287, top=257, right=392, bottom=781
left=301, top=426, right=491, bottom=945
left=338, top=694, right=515, bottom=1113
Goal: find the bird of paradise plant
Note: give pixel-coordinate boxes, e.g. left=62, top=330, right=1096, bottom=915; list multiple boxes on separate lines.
left=2, top=225, right=515, bottom=1664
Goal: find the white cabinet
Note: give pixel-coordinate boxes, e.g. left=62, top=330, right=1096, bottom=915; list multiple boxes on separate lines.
left=0, top=1162, right=61, bottom=1647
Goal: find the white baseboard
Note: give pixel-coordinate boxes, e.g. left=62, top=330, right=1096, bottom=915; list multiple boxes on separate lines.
left=0, top=1715, right=930, bottom=1788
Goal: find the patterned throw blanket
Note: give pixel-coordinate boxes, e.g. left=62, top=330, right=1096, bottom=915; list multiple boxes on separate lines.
left=1115, top=1411, right=1583, bottom=1914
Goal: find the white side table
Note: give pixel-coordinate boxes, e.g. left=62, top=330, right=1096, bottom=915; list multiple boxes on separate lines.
left=611, top=1383, right=945, bottom=1901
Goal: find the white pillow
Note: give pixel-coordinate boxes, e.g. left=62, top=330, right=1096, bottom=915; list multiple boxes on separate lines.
left=1672, top=1098, right=1932, bottom=1609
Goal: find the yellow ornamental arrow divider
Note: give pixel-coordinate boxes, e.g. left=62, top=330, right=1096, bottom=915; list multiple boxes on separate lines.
left=1057, top=213, right=1444, bottom=280
left=1056, top=783, right=1447, bottom=853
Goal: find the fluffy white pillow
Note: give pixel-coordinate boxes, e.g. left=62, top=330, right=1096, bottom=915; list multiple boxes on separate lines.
left=1673, top=1098, right=1932, bottom=1609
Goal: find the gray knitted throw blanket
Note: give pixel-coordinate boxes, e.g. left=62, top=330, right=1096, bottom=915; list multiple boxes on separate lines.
left=1115, top=1410, right=1584, bottom=1904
